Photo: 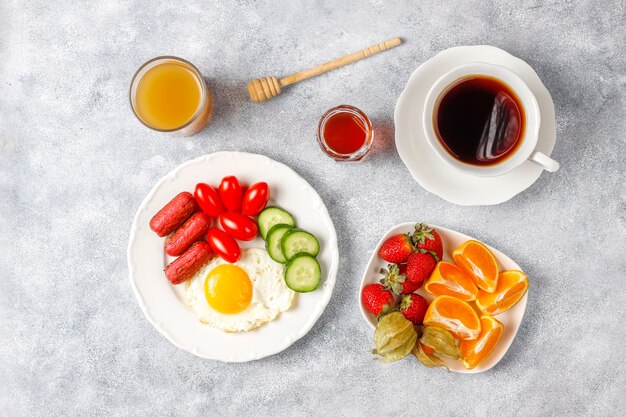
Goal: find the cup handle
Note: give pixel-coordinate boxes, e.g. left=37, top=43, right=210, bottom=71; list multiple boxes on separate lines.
left=529, top=151, right=559, bottom=172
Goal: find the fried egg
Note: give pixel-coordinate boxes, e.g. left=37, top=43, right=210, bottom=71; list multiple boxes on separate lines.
left=185, top=248, right=295, bottom=332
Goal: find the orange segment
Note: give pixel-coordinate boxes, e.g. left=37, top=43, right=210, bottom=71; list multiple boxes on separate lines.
left=424, top=261, right=478, bottom=302
left=460, top=315, right=503, bottom=369
left=476, top=270, right=529, bottom=315
left=452, top=240, right=499, bottom=293
left=423, top=295, right=481, bottom=340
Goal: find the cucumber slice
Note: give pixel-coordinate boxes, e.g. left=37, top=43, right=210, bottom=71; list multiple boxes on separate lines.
left=258, top=207, right=295, bottom=240
left=265, top=224, right=293, bottom=264
left=281, top=228, right=320, bottom=260
left=284, top=254, right=321, bottom=293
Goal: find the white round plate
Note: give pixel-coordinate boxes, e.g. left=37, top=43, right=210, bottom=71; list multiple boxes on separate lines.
left=128, top=152, right=339, bottom=362
left=394, top=45, right=557, bottom=205
left=359, top=223, right=528, bottom=373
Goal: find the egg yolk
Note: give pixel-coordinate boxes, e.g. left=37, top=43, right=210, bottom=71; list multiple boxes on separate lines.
left=204, top=264, right=252, bottom=314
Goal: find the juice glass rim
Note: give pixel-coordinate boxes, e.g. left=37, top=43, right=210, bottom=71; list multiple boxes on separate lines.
left=316, top=105, right=373, bottom=161
left=129, top=55, right=208, bottom=133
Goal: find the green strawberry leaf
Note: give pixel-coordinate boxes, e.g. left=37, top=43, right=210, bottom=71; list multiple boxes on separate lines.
left=412, top=223, right=435, bottom=244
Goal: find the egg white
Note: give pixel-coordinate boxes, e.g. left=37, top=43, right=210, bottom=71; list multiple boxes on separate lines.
left=185, top=248, right=295, bottom=332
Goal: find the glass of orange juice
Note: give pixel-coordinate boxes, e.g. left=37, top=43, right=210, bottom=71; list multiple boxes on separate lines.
left=129, top=56, right=213, bottom=135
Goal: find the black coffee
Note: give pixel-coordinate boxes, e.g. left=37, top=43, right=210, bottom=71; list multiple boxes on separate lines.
left=435, top=76, right=525, bottom=166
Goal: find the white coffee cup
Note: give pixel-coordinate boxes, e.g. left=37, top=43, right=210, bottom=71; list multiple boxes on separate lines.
left=422, top=62, right=559, bottom=177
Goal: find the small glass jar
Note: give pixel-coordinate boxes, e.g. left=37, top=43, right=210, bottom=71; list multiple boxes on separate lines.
left=317, top=105, right=373, bottom=162
left=129, top=56, right=213, bottom=136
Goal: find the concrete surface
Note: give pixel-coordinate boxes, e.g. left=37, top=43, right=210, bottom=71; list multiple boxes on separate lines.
left=1, top=1, right=625, bottom=416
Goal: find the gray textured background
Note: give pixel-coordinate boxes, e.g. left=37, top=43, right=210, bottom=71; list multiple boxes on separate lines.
left=1, top=1, right=625, bottom=416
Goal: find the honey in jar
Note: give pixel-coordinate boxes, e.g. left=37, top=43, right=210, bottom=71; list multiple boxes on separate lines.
left=317, top=105, right=373, bottom=161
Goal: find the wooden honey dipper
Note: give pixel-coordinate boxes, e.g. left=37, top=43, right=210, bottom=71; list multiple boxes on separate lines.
left=247, top=37, right=402, bottom=102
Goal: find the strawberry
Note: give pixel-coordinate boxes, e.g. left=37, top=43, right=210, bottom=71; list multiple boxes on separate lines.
left=405, top=250, right=438, bottom=287
left=400, top=293, right=429, bottom=325
left=379, top=263, right=419, bottom=295
left=411, top=223, right=443, bottom=261
left=378, top=234, right=414, bottom=263
left=361, top=283, right=396, bottom=317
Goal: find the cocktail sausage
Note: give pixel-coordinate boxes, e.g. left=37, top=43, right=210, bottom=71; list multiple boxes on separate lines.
left=149, top=192, right=197, bottom=237
left=165, top=241, right=212, bottom=285
left=164, top=212, right=211, bottom=256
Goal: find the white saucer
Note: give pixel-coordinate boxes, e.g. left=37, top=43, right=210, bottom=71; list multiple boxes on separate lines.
left=394, top=45, right=557, bottom=206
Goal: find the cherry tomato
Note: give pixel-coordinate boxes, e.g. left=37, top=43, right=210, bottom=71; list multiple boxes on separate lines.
left=241, top=182, right=269, bottom=216
left=206, top=228, right=241, bottom=263
left=218, top=176, right=243, bottom=212
left=194, top=183, right=224, bottom=217
left=219, top=212, right=258, bottom=241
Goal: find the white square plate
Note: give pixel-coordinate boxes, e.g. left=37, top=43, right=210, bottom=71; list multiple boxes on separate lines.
left=359, top=222, right=528, bottom=373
